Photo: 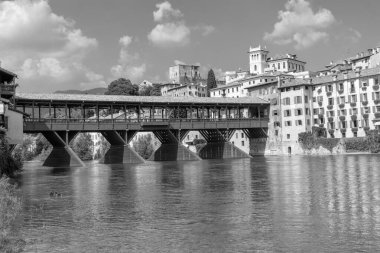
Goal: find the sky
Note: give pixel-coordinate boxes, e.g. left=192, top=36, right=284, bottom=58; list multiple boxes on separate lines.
left=1, top=0, right=380, bottom=93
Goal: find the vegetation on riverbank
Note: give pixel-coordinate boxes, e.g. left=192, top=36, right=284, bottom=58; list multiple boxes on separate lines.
left=0, top=133, right=25, bottom=252
left=298, top=128, right=380, bottom=154
left=133, top=134, right=154, bottom=159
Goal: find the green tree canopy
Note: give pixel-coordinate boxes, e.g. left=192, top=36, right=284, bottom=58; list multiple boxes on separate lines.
left=138, top=83, right=162, bottom=96
left=206, top=69, right=217, bottom=96
left=105, top=78, right=139, bottom=96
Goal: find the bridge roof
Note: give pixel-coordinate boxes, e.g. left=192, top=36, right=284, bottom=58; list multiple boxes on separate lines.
left=15, top=93, right=269, bottom=106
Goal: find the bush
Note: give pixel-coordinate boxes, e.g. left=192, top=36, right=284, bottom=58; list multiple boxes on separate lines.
left=0, top=178, right=25, bottom=252
left=0, top=134, right=22, bottom=178
left=344, top=138, right=369, bottom=152
left=298, top=131, right=339, bottom=152
left=133, top=134, right=154, bottom=159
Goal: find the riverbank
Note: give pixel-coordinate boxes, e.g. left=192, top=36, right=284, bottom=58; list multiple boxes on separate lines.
left=0, top=177, right=25, bottom=252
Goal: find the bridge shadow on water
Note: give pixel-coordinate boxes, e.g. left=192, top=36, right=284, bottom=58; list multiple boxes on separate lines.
left=198, top=142, right=250, bottom=160
left=149, top=143, right=201, bottom=161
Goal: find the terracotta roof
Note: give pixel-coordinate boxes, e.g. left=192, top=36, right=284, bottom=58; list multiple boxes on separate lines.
left=312, top=66, right=380, bottom=85
left=15, top=93, right=269, bottom=105
left=279, top=78, right=311, bottom=88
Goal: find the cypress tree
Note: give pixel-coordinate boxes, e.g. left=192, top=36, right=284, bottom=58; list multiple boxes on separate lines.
left=206, top=69, right=217, bottom=96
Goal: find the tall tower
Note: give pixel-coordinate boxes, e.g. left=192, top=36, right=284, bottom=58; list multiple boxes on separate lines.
left=249, top=45, right=269, bottom=75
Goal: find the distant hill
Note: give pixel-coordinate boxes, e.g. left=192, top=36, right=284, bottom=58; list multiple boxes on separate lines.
left=54, top=87, right=107, bottom=95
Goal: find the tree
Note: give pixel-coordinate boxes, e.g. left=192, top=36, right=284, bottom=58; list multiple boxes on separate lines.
left=133, top=134, right=154, bottom=159
left=206, top=69, right=217, bottom=96
left=105, top=78, right=139, bottom=96
left=71, top=133, right=93, bottom=161
left=138, top=83, right=162, bottom=96
left=0, top=133, right=21, bottom=178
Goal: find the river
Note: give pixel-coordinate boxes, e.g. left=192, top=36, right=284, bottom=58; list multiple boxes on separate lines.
left=19, top=155, right=380, bottom=252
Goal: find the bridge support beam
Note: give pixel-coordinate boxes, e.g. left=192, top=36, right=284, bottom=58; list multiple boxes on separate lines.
left=198, top=129, right=251, bottom=159
left=149, top=130, right=201, bottom=161
left=42, top=131, right=85, bottom=167
left=99, top=130, right=145, bottom=164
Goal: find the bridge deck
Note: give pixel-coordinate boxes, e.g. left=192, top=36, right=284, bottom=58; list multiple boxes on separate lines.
left=24, top=118, right=269, bottom=132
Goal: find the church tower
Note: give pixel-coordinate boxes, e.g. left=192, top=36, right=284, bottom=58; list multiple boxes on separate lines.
left=249, top=45, right=269, bottom=75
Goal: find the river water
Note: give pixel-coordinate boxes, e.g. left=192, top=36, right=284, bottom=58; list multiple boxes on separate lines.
left=19, top=155, right=380, bottom=252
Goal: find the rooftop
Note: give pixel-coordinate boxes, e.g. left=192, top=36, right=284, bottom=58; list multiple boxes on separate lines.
left=15, top=93, right=269, bottom=105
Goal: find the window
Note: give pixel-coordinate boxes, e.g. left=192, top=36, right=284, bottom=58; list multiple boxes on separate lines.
left=313, top=97, right=316, bottom=102
left=340, top=121, right=347, bottom=129
left=295, top=108, right=303, bottom=116
left=285, top=121, right=292, bottom=126
left=339, top=96, right=345, bottom=104
left=353, top=132, right=358, bottom=137
left=375, top=77, right=379, bottom=85
left=273, top=110, right=278, bottom=116
left=304, top=96, right=308, bottom=102
left=278, top=63, right=281, bottom=69
left=350, top=81, right=355, bottom=92
left=373, top=92, right=380, bottom=100
left=236, top=133, right=238, bottom=138
left=338, top=83, right=344, bottom=91
left=295, top=120, right=303, bottom=126
left=327, top=85, right=333, bottom=92
left=284, top=110, right=291, bottom=117
left=328, top=98, right=334, bottom=106
left=339, top=109, right=347, bottom=116
left=361, top=93, right=368, bottom=102
left=283, top=97, right=291, bottom=105
left=287, top=134, right=290, bottom=139
left=329, top=122, right=335, bottom=130
left=313, top=109, right=318, bottom=114
left=350, top=108, right=358, bottom=115
left=349, top=94, right=357, bottom=103
left=241, top=133, right=244, bottom=138
left=283, top=62, right=286, bottom=69
left=351, top=120, right=358, bottom=128
left=362, top=118, right=369, bottom=127
left=294, top=96, right=302, bottom=104
left=317, top=96, right=323, bottom=102
left=314, top=118, right=319, bottom=124
left=307, top=119, right=310, bottom=125
left=305, top=108, right=310, bottom=115
left=342, top=132, right=346, bottom=138
left=328, top=111, right=335, bottom=117
left=241, top=141, right=245, bottom=146
left=275, top=130, right=279, bottom=136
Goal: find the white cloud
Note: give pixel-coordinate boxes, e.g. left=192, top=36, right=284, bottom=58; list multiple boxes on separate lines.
left=0, top=0, right=103, bottom=92
left=148, top=1, right=214, bottom=47
left=148, top=22, right=190, bottom=47
left=153, top=1, right=183, bottom=22
left=264, top=0, right=336, bottom=49
left=174, top=60, right=186, bottom=65
left=111, top=34, right=146, bottom=81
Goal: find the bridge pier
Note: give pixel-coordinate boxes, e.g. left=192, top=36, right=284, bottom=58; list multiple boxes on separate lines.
left=42, top=131, right=85, bottom=167
left=242, top=128, right=268, bottom=156
left=99, top=130, right=145, bottom=164
left=198, top=129, right=251, bottom=159
left=149, top=129, right=201, bottom=161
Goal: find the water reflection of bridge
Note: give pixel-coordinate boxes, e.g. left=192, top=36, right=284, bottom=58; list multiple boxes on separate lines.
left=15, top=93, right=270, bottom=167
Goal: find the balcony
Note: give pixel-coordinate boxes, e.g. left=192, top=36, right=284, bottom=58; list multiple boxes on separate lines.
left=318, top=113, right=324, bottom=118
left=350, top=102, right=357, bottom=107
left=328, top=129, right=335, bottom=135
left=326, top=91, right=332, bottom=97
left=362, top=86, right=367, bottom=91
left=339, top=115, right=346, bottom=121
left=363, top=113, right=369, bottom=118
left=362, top=101, right=368, bottom=106
left=373, top=84, right=379, bottom=91
left=339, top=103, right=345, bottom=108
left=327, top=105, right=333, bottom=110
left=340, top=128, right=347, bottom=133
left=328, top=117, right=334, bottom=122
left=351, top=115, right=357, bottom=120
left=0, top=83, right=16, bottom=95
left=350, top=89, right=356, bottom=93
left=374, top=99, right=380, bottom=104
left=318, top=101, right=323, bottom=106
left=319, top=123, right=324, bottom=128
left=338, top=89, right=344, bottom=94
left=351, top=127, right=358, bottom=132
